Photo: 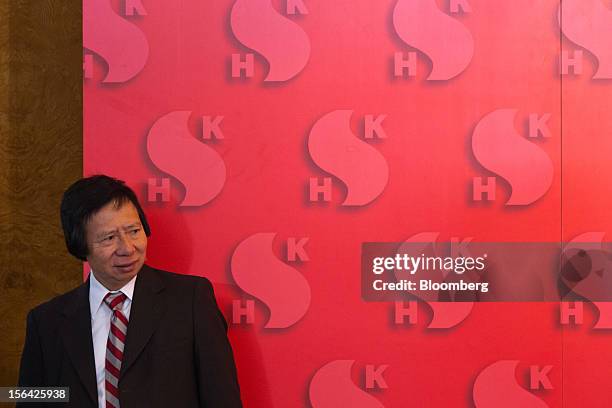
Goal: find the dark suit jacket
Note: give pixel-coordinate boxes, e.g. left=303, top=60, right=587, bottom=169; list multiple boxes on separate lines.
left=18, top=264, right=243, bottom=407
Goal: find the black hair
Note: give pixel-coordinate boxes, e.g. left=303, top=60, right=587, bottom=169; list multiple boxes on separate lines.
left=60, top=175, right=151, bottom=261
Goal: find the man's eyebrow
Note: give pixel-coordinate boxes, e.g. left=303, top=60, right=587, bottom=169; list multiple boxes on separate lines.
left=96, top=229, right=117, bottom=239
left=123, top=222, right=142, bottom=229
left=95, top=223, right=142, bottom=238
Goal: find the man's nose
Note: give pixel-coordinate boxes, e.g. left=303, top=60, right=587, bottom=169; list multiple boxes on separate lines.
left=115, top=232, right=135, bottom=255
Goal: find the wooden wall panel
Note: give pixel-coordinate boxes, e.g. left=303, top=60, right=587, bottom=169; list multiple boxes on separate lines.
left=0, top=1, right=81, bottom=390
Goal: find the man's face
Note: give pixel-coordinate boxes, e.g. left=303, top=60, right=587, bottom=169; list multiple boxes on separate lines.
left=85, top=200, right=147, bottom=290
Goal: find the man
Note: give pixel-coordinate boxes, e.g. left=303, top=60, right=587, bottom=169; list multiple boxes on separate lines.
left=18, top=175, right=243, bottom=407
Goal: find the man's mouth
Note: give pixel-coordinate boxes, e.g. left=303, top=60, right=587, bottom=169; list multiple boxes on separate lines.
left=115, top=261, right=137, bottom=271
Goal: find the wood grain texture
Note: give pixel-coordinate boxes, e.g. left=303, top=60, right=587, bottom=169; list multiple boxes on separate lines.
left=0, top=0, right=82, bottom=391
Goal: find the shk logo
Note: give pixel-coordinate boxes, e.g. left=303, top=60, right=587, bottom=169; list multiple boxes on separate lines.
left=473, top=361, right=552, bottom=407
left=231, top=233, right=311, bottom=329
left=392, top=0, right=473, bottom=80
left=559, top=0, right=612, bottom=79
left=559, top=232, right=612, bottom=330
left=309, top=360, right=386, bottom=408
left=146, top=111, right=226, bottom=206
left=230, top=0, right=310, bottom=82
left=392, top=232, right=474, bottom=329
left=471, top=109, right=553, bottom=206
left=83, top=0, right=148, bottom=83
left=308, top=110, right=389, bottom=207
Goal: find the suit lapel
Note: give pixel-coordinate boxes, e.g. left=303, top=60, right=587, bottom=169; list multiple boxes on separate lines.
left=121, top=265, right=166, bottom=378
left=60, top=279, right=98, bottom=406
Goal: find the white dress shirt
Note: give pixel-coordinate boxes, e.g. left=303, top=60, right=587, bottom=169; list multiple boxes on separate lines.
left=89, top=270, right=137, bottom=408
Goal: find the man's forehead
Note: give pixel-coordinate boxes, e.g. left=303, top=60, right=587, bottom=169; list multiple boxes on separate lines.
left=87, top=201, right=141, bottom=232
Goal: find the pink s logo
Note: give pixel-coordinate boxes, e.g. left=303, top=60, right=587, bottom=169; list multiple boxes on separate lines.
left=397, top=232, right=474, bottom=329
left=146, top=111, right=226, bottom=207
left=392, top=0, right=473, bottom=80
left=559, top=0, right=612, bottom=79
left=308, top=110, right=389, bottom=206
left=83, top=0, right=148, bottom=83
left=309, top=360, right=384, bottom=408
left=473, top=361, right=549, bottom=407
left=563, top=232, right=612, bottom=329
left=231, top=233, right=311, bottom=329
left=230, top=0, right=310, bottom=82
left=472, top=109, right=553, bottom=206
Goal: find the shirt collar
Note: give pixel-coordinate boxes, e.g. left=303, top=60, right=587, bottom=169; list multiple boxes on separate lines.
left=88, top=268, right=137, bottom=317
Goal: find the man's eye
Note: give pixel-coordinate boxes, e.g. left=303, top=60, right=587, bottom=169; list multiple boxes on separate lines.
left=103, top=236, right=115, bottom=242
left=130, top=228, right=141, bottom=235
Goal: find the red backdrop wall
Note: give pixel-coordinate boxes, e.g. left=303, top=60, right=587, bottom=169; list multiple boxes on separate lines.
left=84, top=0, right=612, bottom=406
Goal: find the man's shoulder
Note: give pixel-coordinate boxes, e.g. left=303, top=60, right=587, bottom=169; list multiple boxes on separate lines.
left=144, top=266, right=218, bottom=308
left=144, top=265, right=213, bottom=290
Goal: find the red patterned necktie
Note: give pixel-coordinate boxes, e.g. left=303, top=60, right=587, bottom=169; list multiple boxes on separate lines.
left=103, top=292, right=128, bottom=408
